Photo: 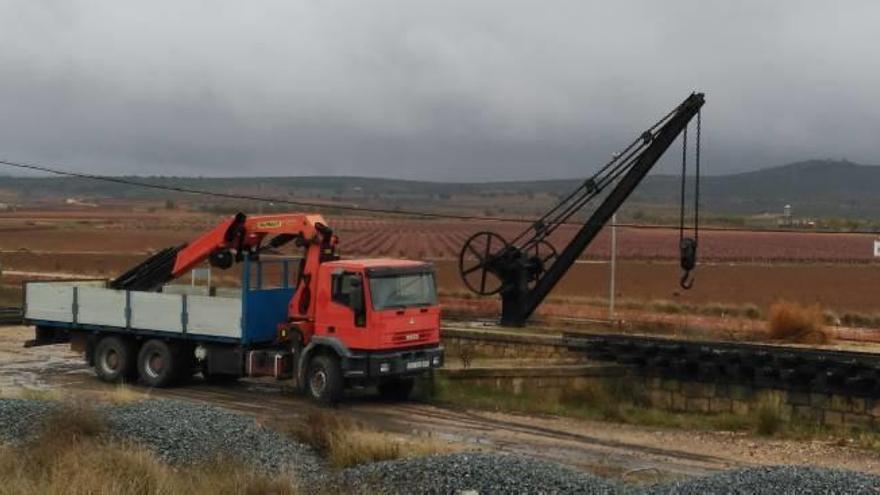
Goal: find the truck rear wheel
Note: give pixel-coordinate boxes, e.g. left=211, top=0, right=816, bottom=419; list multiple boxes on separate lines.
left=306, top=355, right=343, bottom=404
left=94, top=336, right=137, bottom=383
left=377, top=377, right=415, bottom=401
left=137, top=339, right=180, bottom=388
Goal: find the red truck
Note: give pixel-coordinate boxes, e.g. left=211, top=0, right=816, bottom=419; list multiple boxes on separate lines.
left=24, top=212, right=443, bottom=403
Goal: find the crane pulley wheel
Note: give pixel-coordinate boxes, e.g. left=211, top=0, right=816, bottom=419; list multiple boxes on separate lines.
left=458, top=231, right=508, bottom=295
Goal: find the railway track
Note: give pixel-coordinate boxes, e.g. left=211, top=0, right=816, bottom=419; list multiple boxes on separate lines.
left=0, top=307, right=21, bottom=325
left=566, top=332, right=880, bottom=398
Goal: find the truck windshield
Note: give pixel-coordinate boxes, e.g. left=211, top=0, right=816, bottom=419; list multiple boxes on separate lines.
left=369, top=272, right=437, bottom=310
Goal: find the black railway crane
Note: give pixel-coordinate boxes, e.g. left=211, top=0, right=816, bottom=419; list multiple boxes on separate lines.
left=458, top=92, right=705, bottom=326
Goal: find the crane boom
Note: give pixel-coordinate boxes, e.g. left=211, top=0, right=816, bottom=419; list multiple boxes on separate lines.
left=110, top=212, right=337, bottom=293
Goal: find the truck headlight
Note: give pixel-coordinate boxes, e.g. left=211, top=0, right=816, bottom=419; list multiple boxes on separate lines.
left=432, top=356, right=441, bottom=366
left=379, top=363, right=390, bottom=373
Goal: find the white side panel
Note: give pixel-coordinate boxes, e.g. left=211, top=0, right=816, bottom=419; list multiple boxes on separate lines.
left=187, top=295, right=241, bottom=339
left=25, top=280, right=243, bottom=340
left=77, top=287, right=127, bottom=328
left=130, top=292, right=183, bottom=333
left=25, top=283, right=75, bottom=322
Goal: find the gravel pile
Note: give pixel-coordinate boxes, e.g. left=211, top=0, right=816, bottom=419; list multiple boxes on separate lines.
left=0, top=398, right=55, bottom=444
left=3, top=398, right=880, bottom=494
left=104, top=399, right=323, bottom=477
left=339, top=458, right=880, bottom=495
left=0, top=397, right=322, bottom=480
left=651, top=466, right=880, bottom=495
left=336, top=452, right=622, bottom=494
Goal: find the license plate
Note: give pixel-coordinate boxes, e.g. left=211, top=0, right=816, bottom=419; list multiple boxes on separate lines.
left=406, top=360, right=430, bottom=370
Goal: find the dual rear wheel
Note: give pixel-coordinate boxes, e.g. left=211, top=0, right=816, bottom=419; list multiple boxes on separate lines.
left=93, top=336, right=192, bottom=388
left=94, top=336, right=137, bottom=383
left=136, top=339, right=185, bottom=387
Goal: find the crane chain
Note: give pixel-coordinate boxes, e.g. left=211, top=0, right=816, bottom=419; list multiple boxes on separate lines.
left=679, top=110, right=701, bottom=290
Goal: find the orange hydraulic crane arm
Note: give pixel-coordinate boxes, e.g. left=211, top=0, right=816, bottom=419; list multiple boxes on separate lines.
left=109, top=212, right=337, bottom=292
left=171, top=212, right=335, bottom=276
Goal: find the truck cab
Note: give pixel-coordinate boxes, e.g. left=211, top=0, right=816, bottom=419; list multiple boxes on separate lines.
left=314, top=259, right=440, bottom=349
left=298, top=259, right=443, bottom=402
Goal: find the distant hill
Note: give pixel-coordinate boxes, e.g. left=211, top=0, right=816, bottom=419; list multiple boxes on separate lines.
left=0, top=159, right=878, bottom=219
left=635, top=159, right=880, bottom=218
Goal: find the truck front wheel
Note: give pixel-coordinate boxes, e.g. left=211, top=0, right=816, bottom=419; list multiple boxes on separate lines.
left=306, top=355, right=343, bottom=404
left=378, top=377, right=415, bottom=401
left=137, top=339, right=180, bottom=388
left=94, top=336, right=137, bottom=383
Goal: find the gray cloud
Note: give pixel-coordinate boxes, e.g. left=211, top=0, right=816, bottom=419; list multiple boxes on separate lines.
left=1, top=1, right=877, bottom=180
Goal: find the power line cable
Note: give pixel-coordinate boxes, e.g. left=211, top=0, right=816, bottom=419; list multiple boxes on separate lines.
left=1, top=157, right=878, bottom=236
left=0, top=158, right=494, bottom=221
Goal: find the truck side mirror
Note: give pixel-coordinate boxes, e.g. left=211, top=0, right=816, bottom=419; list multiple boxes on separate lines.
left=348, top=277, right=366, bottom=327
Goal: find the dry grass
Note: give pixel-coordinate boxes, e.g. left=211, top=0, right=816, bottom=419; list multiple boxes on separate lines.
left=432, top=377, right=854, bottom=442
left=2, top=385, right=145, bottom=405
left=754, top=395, right=785, bottom=437
left=0, top=401, right=297, bottom=495
left=838, top=311, right=880, bottom=329
left=768, top=301, right=829, bottom=344
left=10, top=387, right=62, bottom=402
left=101, top=384, right=148, bottom=404
left=283, top=411, right=454, bottom=468
left=432, top=376, right=759, bottom=432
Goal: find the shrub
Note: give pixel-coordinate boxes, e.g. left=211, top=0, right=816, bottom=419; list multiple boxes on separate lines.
left=767, top=301, right=828, bottom=344
left=742, top=304, right=762, bottom=320
left=755, top=396, right=784, bottom=436
left=42, top=400, right=107, bottom=444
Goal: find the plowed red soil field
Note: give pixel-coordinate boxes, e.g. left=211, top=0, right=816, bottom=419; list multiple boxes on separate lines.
left=332, top=218, right=880, bottom=263
left=2, top=209, right=880, bottom=313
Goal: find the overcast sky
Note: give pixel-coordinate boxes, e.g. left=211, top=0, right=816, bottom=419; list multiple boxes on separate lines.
left=0, top=1, right=876, bottom=181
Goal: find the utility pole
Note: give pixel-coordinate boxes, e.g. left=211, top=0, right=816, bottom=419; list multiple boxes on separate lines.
left=609, top=213, right=617, bottom=319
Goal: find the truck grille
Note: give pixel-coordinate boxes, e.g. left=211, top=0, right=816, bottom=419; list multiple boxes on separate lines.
left=389, top=329, right=433, bottom=345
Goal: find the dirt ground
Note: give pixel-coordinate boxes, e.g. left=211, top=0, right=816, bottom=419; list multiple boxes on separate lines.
left=4, top=325, right=880, bottom=482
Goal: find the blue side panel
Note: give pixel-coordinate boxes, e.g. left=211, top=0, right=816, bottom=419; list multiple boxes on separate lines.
left=241, top=288, right=295, bottom=345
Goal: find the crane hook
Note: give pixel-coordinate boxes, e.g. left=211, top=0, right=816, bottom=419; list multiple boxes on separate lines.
left=680, top=270, right=695, bottom=290
left=679, top=237, right=697, bottom=290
